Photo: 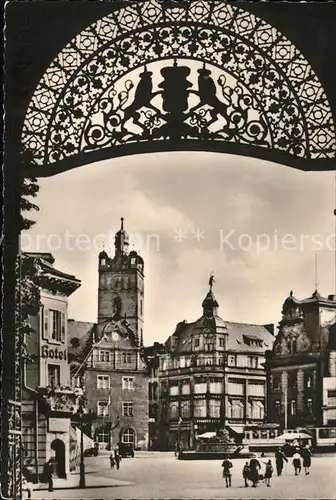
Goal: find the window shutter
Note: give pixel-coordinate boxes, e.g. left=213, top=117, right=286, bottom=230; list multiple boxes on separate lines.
left=40, top=305, right=44, bottom=338
left=44, top=309, right=49, bottom=339
left=61, top=312, right=66, bottom=342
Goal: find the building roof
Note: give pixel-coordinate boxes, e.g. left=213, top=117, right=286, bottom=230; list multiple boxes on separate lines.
left=167, top=317, right=273, bottom=354
left=166, top=283, right=275, bottom=354
left=24, top=252, right=81, bottom=296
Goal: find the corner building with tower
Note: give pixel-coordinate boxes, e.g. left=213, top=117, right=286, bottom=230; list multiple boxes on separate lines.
left=70, top=220, right=148, bottom=450
left=158, top=280, right=275, bottom=450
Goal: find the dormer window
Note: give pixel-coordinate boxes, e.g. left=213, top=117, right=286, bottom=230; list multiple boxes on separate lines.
left=101, top=258, right=106, bottom=266
left=243, top=335, right=263, bottom=348
left=131, top=258, right=136, bottom=266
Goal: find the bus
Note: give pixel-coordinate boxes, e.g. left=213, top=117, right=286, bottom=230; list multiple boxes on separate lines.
left=242, top=424, right=281, bottom=452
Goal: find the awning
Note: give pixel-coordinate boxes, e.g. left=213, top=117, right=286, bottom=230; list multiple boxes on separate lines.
left=227, top=425, right=245, bottom=435
left=71, top=425, right=95, bottom=450
left=197, top=432, right=217, bottom=439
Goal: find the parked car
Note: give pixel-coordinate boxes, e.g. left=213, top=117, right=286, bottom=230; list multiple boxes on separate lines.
left=84, top=443, right=99, bottom=457
left=118, top=442, right=135, bottom=458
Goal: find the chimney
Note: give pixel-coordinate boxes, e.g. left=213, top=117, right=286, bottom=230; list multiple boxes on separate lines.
left=263, top=323, right=274, bottom=335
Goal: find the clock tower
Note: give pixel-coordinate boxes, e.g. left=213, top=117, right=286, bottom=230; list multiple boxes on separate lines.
left=97, top=218, right=144, bottom=344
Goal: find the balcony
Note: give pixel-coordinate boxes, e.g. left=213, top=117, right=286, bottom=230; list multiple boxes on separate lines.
left=37, top=385, right=84, bottom=417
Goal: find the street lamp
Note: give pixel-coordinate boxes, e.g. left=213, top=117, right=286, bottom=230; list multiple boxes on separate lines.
left=72, top=398, right=96, bottom=489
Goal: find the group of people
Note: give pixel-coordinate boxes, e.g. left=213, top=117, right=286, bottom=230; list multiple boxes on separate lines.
left=109, top=449, right=122, bottom=470
left=221, top=444, right=312, bottom=488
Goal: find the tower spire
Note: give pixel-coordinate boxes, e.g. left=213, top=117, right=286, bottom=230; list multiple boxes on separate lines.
left=209, top=272, right=215, bottom=291
left=202, top=274, right=218, bottom=318
left=114, top=217, right=129, bottom=256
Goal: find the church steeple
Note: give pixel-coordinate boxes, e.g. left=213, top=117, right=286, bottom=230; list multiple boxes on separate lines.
left=202, top=274, right=219, bottom=318
left=114, top=217, right=129, bottom=256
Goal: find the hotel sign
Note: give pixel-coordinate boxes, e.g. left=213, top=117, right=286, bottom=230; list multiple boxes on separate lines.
left=48, top=418, right=69, bottom=433
left=41, top=345, right=67, bottom=360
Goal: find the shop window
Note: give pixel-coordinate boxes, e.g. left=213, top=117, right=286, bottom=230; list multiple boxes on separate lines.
left=169, top=402, right=179, bottom=419
left=194, top=400, right=206, bottom=418
left=181, top=401, right=190, bottom=418
left=208, top=400, right=221, bottom=418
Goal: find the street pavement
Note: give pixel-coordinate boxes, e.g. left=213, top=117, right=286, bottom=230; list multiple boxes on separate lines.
left=32, top=451, right=336, bottom=499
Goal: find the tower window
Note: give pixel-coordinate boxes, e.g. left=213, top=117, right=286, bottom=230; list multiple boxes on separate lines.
left=101, top=258, right=106, bottom=266
left=140, top=300, right=143, bottom=316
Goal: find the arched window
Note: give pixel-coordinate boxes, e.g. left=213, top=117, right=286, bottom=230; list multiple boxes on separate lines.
left=169, top=402, right=179, bottom=419
left=121, top=427, right=135, bottom=444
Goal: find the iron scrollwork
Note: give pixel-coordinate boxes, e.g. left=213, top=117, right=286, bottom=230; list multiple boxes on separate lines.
left=21, top=1, right=335, bottom=169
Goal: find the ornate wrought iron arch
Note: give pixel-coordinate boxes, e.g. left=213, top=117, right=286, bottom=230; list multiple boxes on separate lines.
left=22, top=0, right=336, bottom=176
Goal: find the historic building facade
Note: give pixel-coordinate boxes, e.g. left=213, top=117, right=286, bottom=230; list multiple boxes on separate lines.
left=22, top=253, right=82, bottom=480
left=141, top=342, right=166, bottom=450
left=69, top=220, right=149, bottom=450
left=265, top=290, right=336, bottom=429
left=158, top=280, right=275, bottom=450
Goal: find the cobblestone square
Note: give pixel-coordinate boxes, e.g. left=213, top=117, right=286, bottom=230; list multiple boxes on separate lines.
left=32, top=452, right=336, bottom=499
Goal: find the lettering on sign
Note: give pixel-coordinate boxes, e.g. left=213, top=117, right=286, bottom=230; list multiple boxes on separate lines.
left=41, top=345, right=67, bottom=360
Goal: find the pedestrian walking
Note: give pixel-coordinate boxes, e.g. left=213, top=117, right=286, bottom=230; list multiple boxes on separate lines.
left=109, top=453, right=115, bottom=469
left=275, top=447, right=288, bottom=476
left=264, top=459, right=274, bottom=487
left=301, top=445, right=312, bottom=475
left=221, top=455, right=233, bottom=488
left=242, top=462, right=250, bottom=487
left=44, top=459, right=54, bottom=492
left=249, top=457, right=261, bottom=487
left=114, top=449, right=121, bottom=470
left=174, top=441, right=179, bottom=457
left=292, top=452, right=302, bottom=476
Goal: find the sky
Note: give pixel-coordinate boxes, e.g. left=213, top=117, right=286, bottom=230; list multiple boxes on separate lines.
left=21, top=152, right=336, bottom=346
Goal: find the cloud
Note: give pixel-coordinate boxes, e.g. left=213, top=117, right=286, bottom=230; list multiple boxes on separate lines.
left=25, top=152, right=334, bottom=345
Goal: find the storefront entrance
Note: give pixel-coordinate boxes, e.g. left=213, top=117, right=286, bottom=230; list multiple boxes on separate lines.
left=51, top=439, right=66, bottom=479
